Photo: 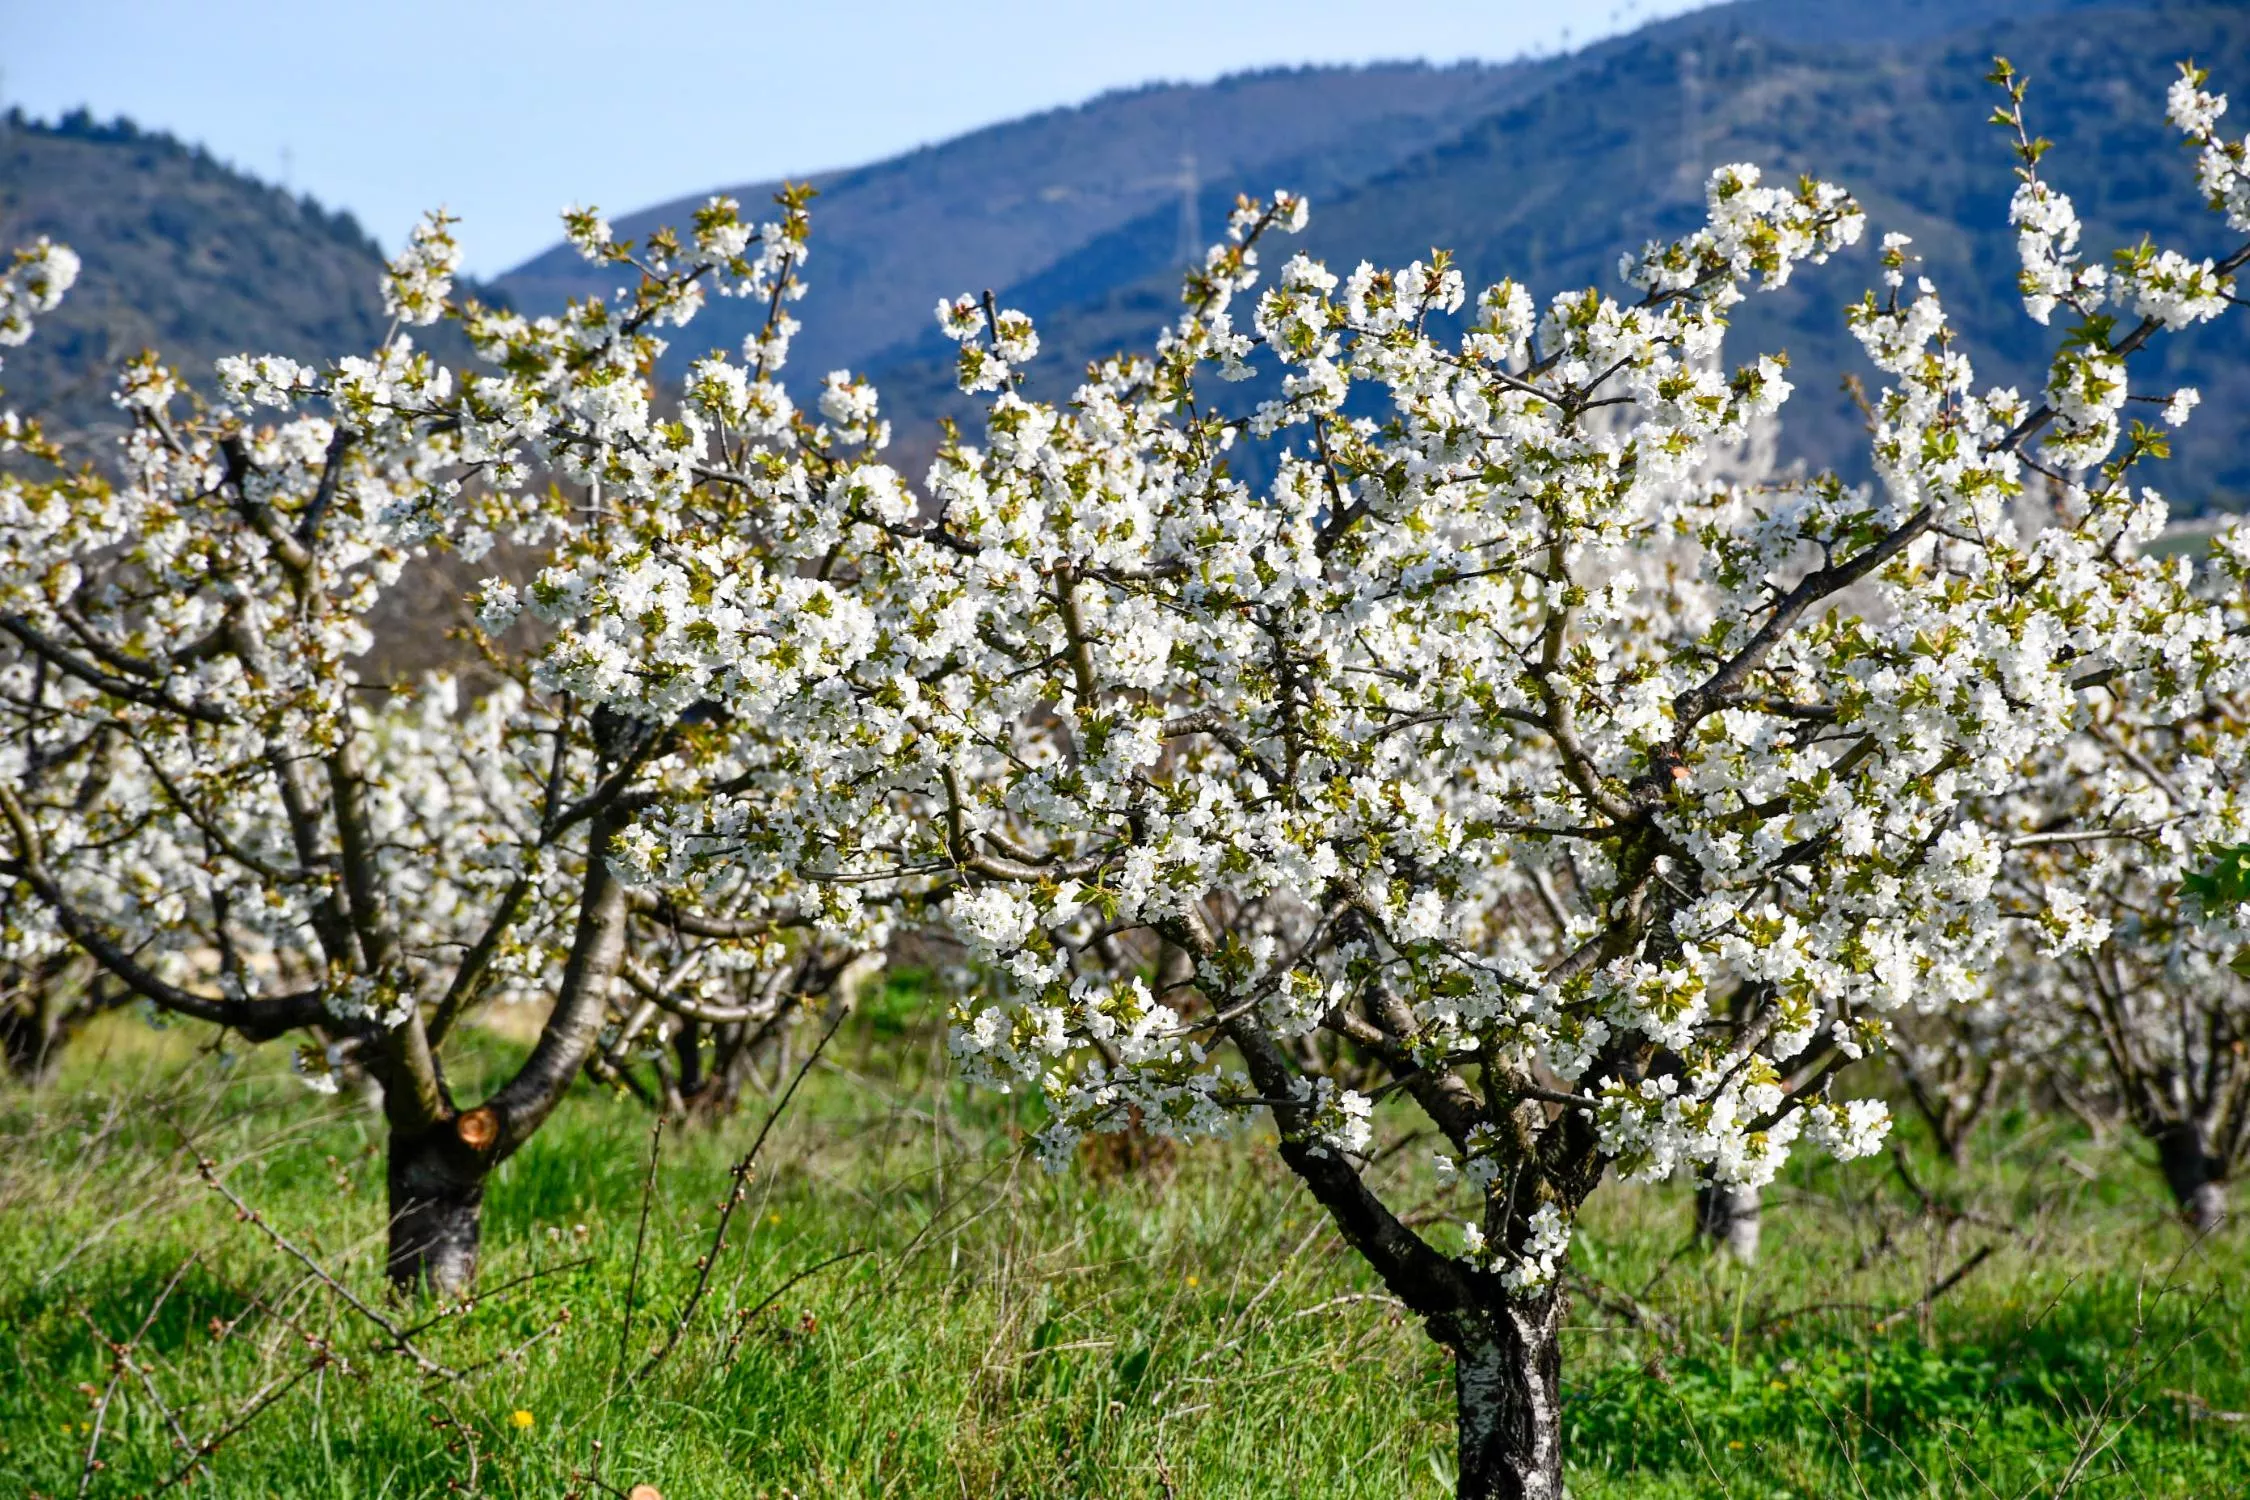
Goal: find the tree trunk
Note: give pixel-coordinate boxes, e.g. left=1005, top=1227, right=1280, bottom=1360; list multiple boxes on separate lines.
left=1, top=960, right=103, bottom=1085
left=386, top=1122, right=489, bottom=1297
left=1694, top=1181, right=1762, bottom=1263
left=0, top=996, right=60, bottom=1084
left=2153, top=1121, right=2229, bottom=1234
left=1450, top=1291, right=1566, bottom=1500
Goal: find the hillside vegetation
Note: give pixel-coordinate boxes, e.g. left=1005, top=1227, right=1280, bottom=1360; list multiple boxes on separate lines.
left=497, top=61, right=1541, bottom=393
left=0, top=112, right=397, bottom=442
left=3, top=0, right=2240, bottom=502
left=853, top=0, right=2250, bottom=503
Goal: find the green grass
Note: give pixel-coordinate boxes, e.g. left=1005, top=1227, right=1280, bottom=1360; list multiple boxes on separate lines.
left=1, top=1012, right=2245, bottom=1499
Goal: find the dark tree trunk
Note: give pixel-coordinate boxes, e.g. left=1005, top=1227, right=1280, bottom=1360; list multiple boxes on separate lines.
left=672, top=1017, right=705, bottom=1102
left=0, top=997, right=60, bottom=1084
left=2153, top=1121, right=2229, bottom=1234
left=1449, top=1291, right=1566, bottom=1500
left=671, top=1021, right=767, bottom=1121
left=1693, top=1182, right=1762, bottom=1263
left=1, top=962, right=105, bottom=1085
left=386, top=1122, right=489, bottom=1297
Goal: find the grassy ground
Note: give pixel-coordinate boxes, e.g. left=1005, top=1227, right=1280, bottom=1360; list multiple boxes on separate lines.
left=2, top=995, right=2245, bottom=1499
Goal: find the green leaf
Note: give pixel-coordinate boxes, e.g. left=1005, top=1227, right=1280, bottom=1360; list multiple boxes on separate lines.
left=2180, top=842, right=2250, bottom=915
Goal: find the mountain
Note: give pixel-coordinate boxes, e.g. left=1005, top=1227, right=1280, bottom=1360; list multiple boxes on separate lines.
left=499, top=0, right=2108, bottom=381
left=498, top=61, right=1548, bottom=389
left=506, top=0, right=2248, bottom=508
left=0, top=110, right=406, bottom=442
left=6, top=0, right=2238, bottom=505
left=881, top=0, right=2250, bottom=503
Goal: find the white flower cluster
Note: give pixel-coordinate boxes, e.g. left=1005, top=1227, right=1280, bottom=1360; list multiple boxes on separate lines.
left=383, top=210, right=461, bottom=327
left=216, top=353, right=319, bottom=408
left=1802, top=1098, right=1891, bottom=1161
left=0, top=237, right=79, bottom=369
left=939, top=295, right=1040, bottom=393
left=1465, top=1203, right=1573, bottom=1292
left=2170, top=66, right=2250, bottom=232
left=2009, top=179, right=2104, bottom=326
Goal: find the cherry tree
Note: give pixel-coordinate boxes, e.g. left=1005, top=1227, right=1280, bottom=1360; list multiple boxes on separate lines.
left=1994, top=685, right=2250, bottom=1231
left=1886, top=991, right=2030, bottom=1166
left=505, top=58, right=2250, bottom=1495
left=1963, top=58, right=2250, bottom=1235
left=0, top=865, right=113, bottom=1083
left=0, top=202, right=874, bottom=1295
left=0, top=238, right=117, bottom=1084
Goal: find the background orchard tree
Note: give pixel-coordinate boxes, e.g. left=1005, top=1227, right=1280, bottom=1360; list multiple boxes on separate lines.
left=595, top=898, right=878, bottom=1119
left=1886, top=993, right=2027, bottom=1167
left=1995, top=691, right=2250, bottom=1231
left=1964, top=55, right=2250, bottom=1235
left=0, top=200, right=879, bottom=1296
left=0, top=948, right=113, bottom=1084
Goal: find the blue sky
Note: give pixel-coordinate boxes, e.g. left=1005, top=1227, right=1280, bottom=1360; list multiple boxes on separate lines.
left=2, top=1, right=1715, bottom=276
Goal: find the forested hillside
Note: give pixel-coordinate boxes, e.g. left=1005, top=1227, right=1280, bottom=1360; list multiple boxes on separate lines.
left=499, top=0, right=2117, bottom=387
left=855, top=0, right=2250, bottom=503
left=6, top=0, right=2241, bottom=500
left=0, top=111, right=402, bottom=441
left=497, top=61, right=1541, bottom=393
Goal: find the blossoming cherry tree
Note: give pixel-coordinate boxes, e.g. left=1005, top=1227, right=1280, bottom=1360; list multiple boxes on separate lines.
left=546, top=63, right=2249, bottom=1497
left=0, top=197, right=873, bottom=1295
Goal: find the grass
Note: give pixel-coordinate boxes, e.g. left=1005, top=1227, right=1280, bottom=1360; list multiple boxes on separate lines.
left=1, top=1002, right=2245, bottom=1499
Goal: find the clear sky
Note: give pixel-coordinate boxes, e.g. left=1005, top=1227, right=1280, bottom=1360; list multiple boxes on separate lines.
left=1, top=1, right=1717, bottom=277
